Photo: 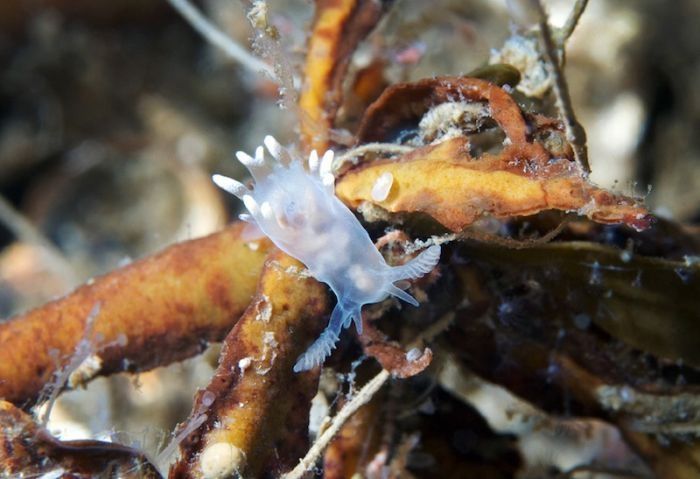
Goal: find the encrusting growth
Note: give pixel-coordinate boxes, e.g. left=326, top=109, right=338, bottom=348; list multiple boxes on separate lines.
left=213, top=136, right=441, bottom=371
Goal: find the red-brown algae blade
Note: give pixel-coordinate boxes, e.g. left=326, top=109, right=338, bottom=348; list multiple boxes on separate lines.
left=0, top=222, right=272, bottom=406
left=169, top=251, right=330, bottom=478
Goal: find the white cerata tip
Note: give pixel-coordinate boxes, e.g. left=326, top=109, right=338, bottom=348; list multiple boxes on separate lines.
left=212, top=174, right=247, bottom=198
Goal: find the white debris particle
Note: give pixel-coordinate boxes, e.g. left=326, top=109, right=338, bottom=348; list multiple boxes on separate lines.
left=371, top=172, right=394, bottom=202
left=263, top=331, right=278, bottom=347
left=247, top=0, right=268, bottom=31
left=597, top=385, right=634, bottom=412
left=308, top=391, right=330, bottom=436
left=256, top=295, right=272, bottom=322
left=283, top=265, right=313, bottom=278
left=39, top=469, right=66, bottom=479
left=201, top=390, right=216, bottom=407
left=357, top=200, right=395, bottom=223
left=418, top=101, right=487, bottom=142
left=406, top=348, right=422, bottom=362
left=246, top=241, right=260, bottom=251
left=255, top=332, right=279, bottom=375
left=684, top=255, right=700, bottom=267
left=619, top=250, right=633, bottom=263
left=490, top=35, right=552, bottom=98
left=199, top=441, right=245, bottom=479
left=238, top=357, right=253, bottom=373
left=67, top=354, right=103, bottom=389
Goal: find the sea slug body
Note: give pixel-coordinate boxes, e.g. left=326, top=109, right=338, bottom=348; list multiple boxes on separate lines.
left=213, top=136, right=441, bottom=372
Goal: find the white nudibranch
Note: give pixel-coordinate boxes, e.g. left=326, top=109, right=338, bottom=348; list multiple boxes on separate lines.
left=213, top=136, right=441, bottom=372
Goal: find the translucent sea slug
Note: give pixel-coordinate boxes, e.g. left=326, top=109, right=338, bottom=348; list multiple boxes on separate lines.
left=213, top=136, right=441, bottom=372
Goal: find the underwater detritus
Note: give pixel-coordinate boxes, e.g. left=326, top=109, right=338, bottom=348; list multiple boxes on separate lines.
left=0, top=400, right=160, bottom=478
